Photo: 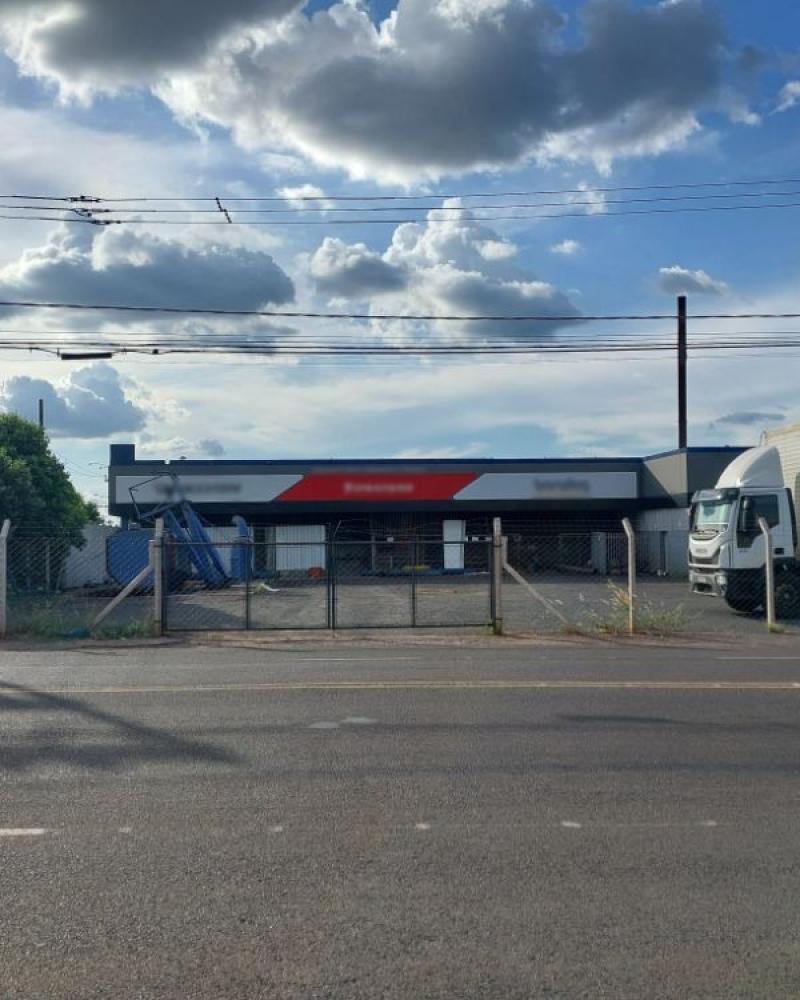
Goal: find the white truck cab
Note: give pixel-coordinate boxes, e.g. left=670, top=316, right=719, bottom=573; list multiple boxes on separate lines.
left=689, top=445, right=799, bottom=615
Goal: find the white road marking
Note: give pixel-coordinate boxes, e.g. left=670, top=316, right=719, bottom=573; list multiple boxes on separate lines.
left=0, top=828, right=48, bottom=837
left=118, top=826, right=133, bottom=835
left=308, top=721, right=340, bottom=729
left=342, top=717, right=378, bottom=725
left=722, top=656, right=800, bottom=661
left=699, top=820, right=718, bottom=827
left=415, top=822, right=431, bottom=831
left=269, top=824, right=284, bottom=834
left=561, top=821, right=582, bottom=829
left=292, top=657, right=422, bottom=663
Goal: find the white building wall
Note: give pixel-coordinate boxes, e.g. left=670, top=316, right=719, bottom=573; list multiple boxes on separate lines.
left=275, top=525, right=327, bottom=571
left=63, top=524, right=116, bottom=588
left=764, top=422, right=800, bottom=498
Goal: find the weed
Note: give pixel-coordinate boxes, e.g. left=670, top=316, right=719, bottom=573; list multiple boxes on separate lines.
left=590, top=581, right=689, bottom=636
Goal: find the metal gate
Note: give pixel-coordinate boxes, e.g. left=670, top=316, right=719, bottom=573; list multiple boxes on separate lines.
left=162, top=538, right=493, bottom=631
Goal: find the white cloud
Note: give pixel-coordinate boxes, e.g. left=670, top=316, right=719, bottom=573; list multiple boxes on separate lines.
left=0, top=0, right=303, bottom=98
left=1, top=0, right=729, bottom=182
left=476, top=239, right=518, bottom=261
left=393, top=441, right=489, bottom=459
left=775, top=80, right=800, bottom=114
left=309, top=200, right=579, bottom=337
left=658, top=265, right=729, bottom=296
left=565, top=183, right=608, bottom=215
left=198, top=437, right=226, bottom=457
left=311, top=237, right=408, bottom=299
left=550, top=239, right=581, bottom=256
left=276, top=183, right=333, bottom=210
left=713, top=411, right=785, bottom=428
left=1, top=362, right=146, bottom=438
left=0, top=224, right=294, bottom=317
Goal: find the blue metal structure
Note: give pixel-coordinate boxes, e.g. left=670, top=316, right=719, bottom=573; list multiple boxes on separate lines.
left=130, top=474, right=232, bottom=589
left=231, top=515, right=253, bottom=582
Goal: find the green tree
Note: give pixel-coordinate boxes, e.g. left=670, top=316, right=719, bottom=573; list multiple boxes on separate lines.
left=0, top=413, right=99, bottom=544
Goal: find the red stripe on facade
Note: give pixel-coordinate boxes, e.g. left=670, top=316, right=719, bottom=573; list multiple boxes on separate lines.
left=277, top=472, right=478, bottom=503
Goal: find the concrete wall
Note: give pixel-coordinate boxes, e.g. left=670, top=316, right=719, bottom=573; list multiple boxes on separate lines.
left=641, top=453, right=688, bottom=505
left=635, top=508, right=690, bottom=578
left=63, top=524, right=116, bottom=588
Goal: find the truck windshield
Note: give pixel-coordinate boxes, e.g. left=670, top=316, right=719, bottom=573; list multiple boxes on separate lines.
left=692, top=499, right=734, bottom=530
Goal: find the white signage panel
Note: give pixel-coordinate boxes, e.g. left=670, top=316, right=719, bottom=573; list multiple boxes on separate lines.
left=114, top=474, right=302, bottom=505
left=454, top=472, right=637, bottom=501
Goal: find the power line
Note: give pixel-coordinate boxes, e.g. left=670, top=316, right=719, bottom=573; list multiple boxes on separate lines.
left=0, top=299, right=798, bottom=322
left=7, top=339, right=800, bottom=359
left=8, top=187, right=800, bottom=217
left=5, top=199, right=800, bottom=229
left=5, top=176, right=800, bottom=203
left=7, top=347, right=800, bottom=369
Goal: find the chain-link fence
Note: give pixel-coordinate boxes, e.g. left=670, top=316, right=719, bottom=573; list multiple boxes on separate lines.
left=0, top=518, right=795, bottom=640
left=501, top=527, right=700, bottom=636
left=162, top=538, right=493, bottom=631
left=3, top=525, right=155, bottom=638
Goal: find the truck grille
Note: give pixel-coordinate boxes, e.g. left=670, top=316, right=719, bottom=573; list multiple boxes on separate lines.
left=690, top=556, right=718, bottom=567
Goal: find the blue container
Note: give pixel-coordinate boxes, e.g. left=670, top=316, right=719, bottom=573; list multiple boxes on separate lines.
left=107, top=530, right=154, bottom=587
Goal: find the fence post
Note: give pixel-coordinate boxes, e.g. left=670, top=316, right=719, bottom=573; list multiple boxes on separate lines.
left=0, top=520, right=9, bottom=637
left=411, top=535, right=418, bottom=628
left=759, top=516, right=776, bottom=630
left=329, top=540, right=337, bottom=631
left=152, top=517, right=164, bottom=636
left=621, top=518, right=636, bottom=635
left=245, top=537, right=253, bottom=630
left=492, top=517, right=503, bottom=635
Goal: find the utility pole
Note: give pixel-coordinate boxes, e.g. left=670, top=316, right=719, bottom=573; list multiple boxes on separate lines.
left=677, top=295, right=687, bottom=449
left=38, top=398, right=44, bottom=431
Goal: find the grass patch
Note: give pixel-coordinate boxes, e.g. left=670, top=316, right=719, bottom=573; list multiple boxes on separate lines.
left=589, top=581, right=689, bottom=637
left=92, top=619, right=158, bottom=640
left=6, top=592, right=154, bottom=640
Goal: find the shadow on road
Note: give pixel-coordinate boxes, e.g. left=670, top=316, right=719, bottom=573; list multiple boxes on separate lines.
left=0, top=680, right=241, bottom=772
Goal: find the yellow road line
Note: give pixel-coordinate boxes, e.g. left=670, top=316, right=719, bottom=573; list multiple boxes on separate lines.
left=30, top=679, right=800, bottom=695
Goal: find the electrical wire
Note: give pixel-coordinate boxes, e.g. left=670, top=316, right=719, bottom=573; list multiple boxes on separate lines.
left=1, top=299, right=799, bottom=321
left=6, top=339, right=800, bottom=359
left=5, top=199, right=800, bottom=228
left=5, top=175, right=800, bottom=203
left=8, top=188, right=800, bottom=217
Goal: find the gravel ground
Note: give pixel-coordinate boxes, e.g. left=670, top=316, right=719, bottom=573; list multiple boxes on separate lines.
left=6, top=573, right=788, bottom=639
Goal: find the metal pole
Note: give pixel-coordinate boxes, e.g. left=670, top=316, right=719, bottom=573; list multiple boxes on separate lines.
left=622, top=518, right=636, bottom=635
left=411, top=535, right=418, bottom=628
left=678, top=295, right=687, bottom=449
left=152, top=517, right=164, bottom=636
left=38, top=398, right=44, bottom=430
left=0, top=520, right=9, bottom=637
left=492, top=517, right=503, bottom=635
left=329, top=540, right=337, bottom=631
left=759, top=516, right=776, bottom=630
left=244, top=538, right=253, bottom=631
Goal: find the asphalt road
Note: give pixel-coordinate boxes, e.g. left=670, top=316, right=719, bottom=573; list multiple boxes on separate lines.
left=3, top=640, right=800, bottom=999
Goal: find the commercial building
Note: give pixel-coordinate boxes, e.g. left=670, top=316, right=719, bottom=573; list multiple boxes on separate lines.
left=108, top=443, right=743, bottom=576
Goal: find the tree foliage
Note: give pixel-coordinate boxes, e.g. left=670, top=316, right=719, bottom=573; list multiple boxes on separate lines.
left=0, top=414, right=99, bottom=544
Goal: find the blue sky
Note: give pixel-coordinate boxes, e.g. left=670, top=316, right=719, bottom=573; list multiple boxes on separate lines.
left=0, top=0, right=798, bottom=513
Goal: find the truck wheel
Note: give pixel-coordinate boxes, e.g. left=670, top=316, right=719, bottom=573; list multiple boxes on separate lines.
left=725, top=594, right=760, bottom=614
left=775, top=578, right=800, bottom=620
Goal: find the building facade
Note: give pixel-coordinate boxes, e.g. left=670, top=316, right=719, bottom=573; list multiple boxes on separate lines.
left=108, top=443, right=743, bottom=576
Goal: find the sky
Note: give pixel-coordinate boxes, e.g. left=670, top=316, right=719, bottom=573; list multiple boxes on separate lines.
left=0, top=0, right=798, bottom=515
